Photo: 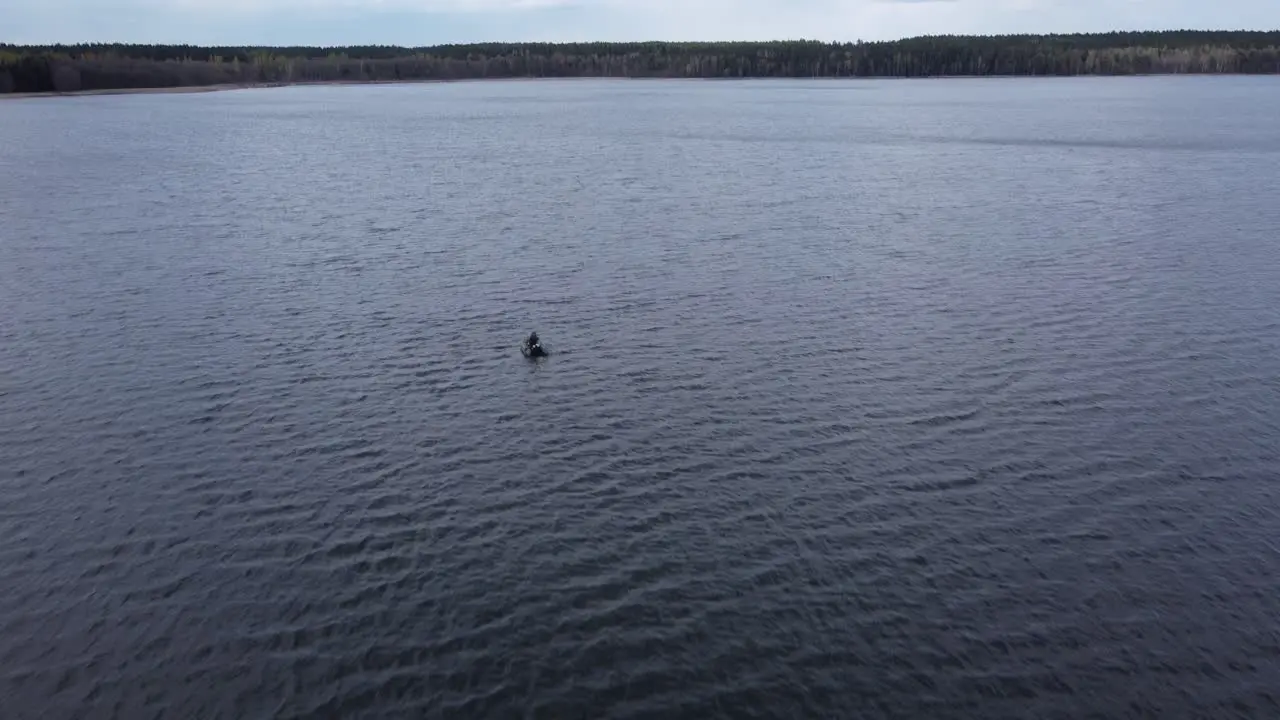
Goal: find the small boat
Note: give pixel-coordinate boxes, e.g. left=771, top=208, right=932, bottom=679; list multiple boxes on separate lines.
left=521, top=332, right=548, bottom=358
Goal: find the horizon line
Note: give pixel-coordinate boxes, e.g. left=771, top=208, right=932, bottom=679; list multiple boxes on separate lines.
left=6, top=28, right=1280, bottom=50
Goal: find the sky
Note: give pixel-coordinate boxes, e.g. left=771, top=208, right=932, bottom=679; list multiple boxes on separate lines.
left=6, top=0, right=1280, bottom=47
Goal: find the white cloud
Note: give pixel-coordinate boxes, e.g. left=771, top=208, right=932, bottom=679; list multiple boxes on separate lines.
left=63, top=0, right=581, bottom=12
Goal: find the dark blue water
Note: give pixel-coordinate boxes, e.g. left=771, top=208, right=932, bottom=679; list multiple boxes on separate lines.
left=2, top=77, right=1280, bottom=719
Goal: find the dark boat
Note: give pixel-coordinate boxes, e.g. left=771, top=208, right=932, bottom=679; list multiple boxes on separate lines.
left=521, top=332, right=548, bottom=358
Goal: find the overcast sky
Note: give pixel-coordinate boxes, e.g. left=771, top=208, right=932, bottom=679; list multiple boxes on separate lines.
left=7, top=0, right=1279, bottom=46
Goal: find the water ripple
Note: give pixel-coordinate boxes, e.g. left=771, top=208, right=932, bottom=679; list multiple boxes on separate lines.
left=2, top=77, right=1280, bottom=720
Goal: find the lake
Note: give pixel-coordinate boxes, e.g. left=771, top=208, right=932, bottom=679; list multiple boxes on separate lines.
left=2, top=76, right=1279, bottom=719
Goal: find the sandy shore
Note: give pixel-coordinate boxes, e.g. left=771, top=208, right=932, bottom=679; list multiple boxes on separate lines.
left=0, top=82, right=295, bottom=100
left=0, top=77, right=579, bottom=100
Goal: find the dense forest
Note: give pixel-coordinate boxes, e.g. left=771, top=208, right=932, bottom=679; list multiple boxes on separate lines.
left=3, top=31, right=1279, bottom=94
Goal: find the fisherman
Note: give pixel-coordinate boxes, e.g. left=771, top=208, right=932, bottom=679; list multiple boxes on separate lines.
left=527, top=331, right=540, bottom=349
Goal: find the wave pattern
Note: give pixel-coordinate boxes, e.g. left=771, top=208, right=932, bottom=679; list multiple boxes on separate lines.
left=2, top=78, right=1280, bottom=719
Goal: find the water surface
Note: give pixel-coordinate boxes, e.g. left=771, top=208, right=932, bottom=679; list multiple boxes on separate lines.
left=2, top=77, right=1280, bottom=719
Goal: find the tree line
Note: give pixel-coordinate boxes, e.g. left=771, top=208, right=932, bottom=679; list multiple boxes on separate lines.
left=3, top=32, right=1279, bottom=94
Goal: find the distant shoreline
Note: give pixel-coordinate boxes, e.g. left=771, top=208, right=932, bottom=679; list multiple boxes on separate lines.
left=3, top=72, right=1275, bottom=100
left=4, top=34, right=1277, bottom=96
left=0, top=76, right=620, bottom=100
left=0, top=83, right=270, bottom=99
left=0, top=78, right=505, bottom=100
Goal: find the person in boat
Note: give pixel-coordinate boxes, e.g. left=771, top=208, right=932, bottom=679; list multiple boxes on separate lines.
left=524, top=332, right=546, bottom=356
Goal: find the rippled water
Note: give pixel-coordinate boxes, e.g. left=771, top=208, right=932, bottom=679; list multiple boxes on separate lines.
left=3, top=77, right=1280, bottom=719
